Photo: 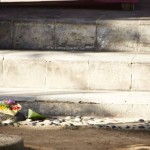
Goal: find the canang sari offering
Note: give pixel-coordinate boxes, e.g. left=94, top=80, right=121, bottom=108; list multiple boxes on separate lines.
left=0, top=99, right=22, bottom=116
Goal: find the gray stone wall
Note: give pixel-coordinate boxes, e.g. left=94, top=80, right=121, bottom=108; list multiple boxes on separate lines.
left=0, top=19, right=149, bottom=52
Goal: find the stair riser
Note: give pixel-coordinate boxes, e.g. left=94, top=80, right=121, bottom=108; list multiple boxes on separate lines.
left=0, top=53, right=150, bottom=91
left=0, top=20, right=149, bottom=52
left=18, top=101, right=150, bottom=119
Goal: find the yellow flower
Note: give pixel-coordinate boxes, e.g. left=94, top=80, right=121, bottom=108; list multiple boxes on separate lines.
left=0, top=105, right=7, bottom=110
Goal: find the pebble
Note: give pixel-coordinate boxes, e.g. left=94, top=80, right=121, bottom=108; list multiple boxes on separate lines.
left=1, top=119, right=14, bottom=125
left=126, top=126, right=130, bottom=129
left=26, top=119, right=32, bottom=122
left=76, top=116, right=81, bottom=118
left=74, top=117, right=81, bottom=122
left=43, top=119, right=52, bottom=125
left=112, top=125, right=117, bottom=129
left=139, top=119, right=145, bottom=122
left=59, top=119, right=64, bottom=122
left=65, top=116, right=72, bottom=120
left=41, top=124, right=45, bottom=126
left=53, top=119, right=61, bottom=125
left=32, top=122, right=36, bottom=126
left=87, top=120, right=95, bottom=125
left=138, top=125, right=145, bottom=129
left=94, top=119, right=100, bottom=124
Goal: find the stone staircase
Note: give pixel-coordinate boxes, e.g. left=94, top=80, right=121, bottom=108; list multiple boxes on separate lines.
left=0, top=1, right=149, bottom=118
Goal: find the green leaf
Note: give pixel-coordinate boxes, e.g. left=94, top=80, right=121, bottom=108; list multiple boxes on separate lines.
left=28, top=109, right=46, bottom=120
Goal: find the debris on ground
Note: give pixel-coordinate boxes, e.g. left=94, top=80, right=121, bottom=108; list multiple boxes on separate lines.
left=0, top=99, right=21, bottom=116
left=28, top=109, right=46, bottom=120
left=0, top=99, right=25, bottom=125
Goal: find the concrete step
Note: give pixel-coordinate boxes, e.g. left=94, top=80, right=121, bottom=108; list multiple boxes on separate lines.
left=0, top=88, right=150, bottom=118
left=0, top=51, right=150, bottom=91
left=0, top=6, right=149, bottom=52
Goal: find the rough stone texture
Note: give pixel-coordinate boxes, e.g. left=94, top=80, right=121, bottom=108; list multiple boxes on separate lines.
left=132, top=64, right=150, bottom=91
left=97, top=21, right=139, bottom=52
left=0, top=21, right=13, bottom=49
left=88, top=62, right=131, bottom=90
left=18, top=101, right=150, bottom=119
left=46, top=61, right=89, bottom=89
left=139, top=22, right=150, bottom=52
left=3, top=59, right=46, bottom=88
left=14, top=21, right=54, bottom=50
left=55, top=24, right=96, bottom=50
left=0, top=134, right=24, bottom=150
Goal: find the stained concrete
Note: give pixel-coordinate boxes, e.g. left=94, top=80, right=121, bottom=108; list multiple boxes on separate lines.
left=0, top=134, right=24, bottom=150
left=0, top=51, right=149, bottom=90
left=0, top=0, right=149, bottom=51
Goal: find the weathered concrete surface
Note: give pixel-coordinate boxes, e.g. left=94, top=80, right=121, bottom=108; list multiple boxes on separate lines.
left=46, top=61, right=89, bottom=89
left=1, top=89, right=150, bottom=118
left=14, top=21, right=55, bottom=50
left=19, top=101, right=150, bottom=119
left=0, top=51, right=135, bottom=90
left=139, top=21, right=150, bottom=52
left=97, top=21, right=139, bottom=52
left=0, top=21, right=13, bottom=49
left=0, top=134, right=24, bottom=150
left=0, top=51, right=150, bottom=90
left=3, top=57, right=46, bottom=88
left=88, top=62, right=131, bottom=90
left=132, top=54, right=150, bottom=91
left=0, top=2, right=149, bottom=51
left=55, top=24, right=96, bottom=50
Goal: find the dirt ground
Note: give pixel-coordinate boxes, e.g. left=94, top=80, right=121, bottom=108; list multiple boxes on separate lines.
left=0, top=126, right=150, bottom=150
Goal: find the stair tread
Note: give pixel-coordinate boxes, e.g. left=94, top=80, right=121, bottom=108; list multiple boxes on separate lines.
left=1, top=51, right=150, bottom=63
left=0, top=88, right=150, bottom=104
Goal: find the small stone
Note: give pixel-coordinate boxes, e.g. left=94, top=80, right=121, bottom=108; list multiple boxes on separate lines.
left=74, top=117, right=81, bottom=122
left=87, top=120, right=95, bottom=125
left=65, top=116, right=72, bottom=120
left=139, top=119, right=145, bottom=122
left=32, top=122, right=36, bottom=126
left=43, top=119, right=52, bottom=125
left=138, top=125, right=145, bottom=129
left=1, top=119, right=14, bottom=125
left=89, top=118, right=95, bottom=121
left=13, top=122, right=19, bottom=127
left=112, top=125, right=117, bottom=129
left=26, top=119, right=32, bottom=122
left=53, top=119, right=61, bottom=125
left=126, top=126, right=130, bottom=129
left=76, top=116, right=81, bottom=118
left=59, top=119, right=64, bottom=122
left=106, top=126, right=110, bottom=129
left=93, top=119, right=100, bottom=124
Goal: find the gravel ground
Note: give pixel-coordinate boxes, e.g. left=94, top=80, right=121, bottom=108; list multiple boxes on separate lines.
left=1, top=116, right=150, bottom=131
